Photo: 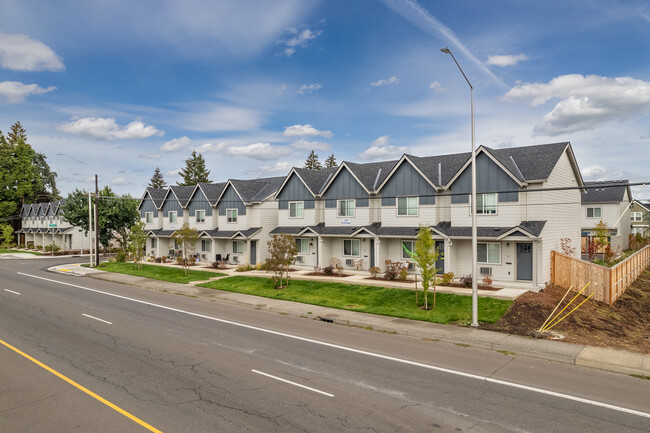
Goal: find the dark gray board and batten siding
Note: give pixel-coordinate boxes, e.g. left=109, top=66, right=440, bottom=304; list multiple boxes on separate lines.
left=450, top=152, right=519, bottom=203
left=324, top=167, right=369, bottom=208
left=187, top=189, right=213, bottom=217
left=276, top=173, right=316, bottom=209
left=218, top=185, right=247, bottom=216
left=381, top=162, right=436, bottom=206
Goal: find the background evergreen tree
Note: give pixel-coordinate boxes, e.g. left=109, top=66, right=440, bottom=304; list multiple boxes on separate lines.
left=324, top=154, right=337, bottom=168
left=148, top=167, right=167, bottom=189
left=304, top=150, right=322, bottom=170
left=177, top=151, right=210, bottom=185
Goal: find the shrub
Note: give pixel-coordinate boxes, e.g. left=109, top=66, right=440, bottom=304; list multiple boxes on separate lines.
left=398, top=267, right=409, bottom=281
left=560, top=237, right=576, bottom=256
left=482, top=275, right=493, bottom=286
left=115, top=250, right=127, bottom=262
left=384, top=266, right=398, bottom=281
left=19, top=243, right=25, bottom=248
left=35, top=245, right=42, bottom=250
left=368, top=266, right=381, bottom=278
left=44, top=244, right=61, bottom=253
left=236, top=263, right=253, bottom=272
left=322, top=265, right=335, bottom=275
left=440, top=272, right=454, bottom=285
left=460, top=274, right=473, bottom=287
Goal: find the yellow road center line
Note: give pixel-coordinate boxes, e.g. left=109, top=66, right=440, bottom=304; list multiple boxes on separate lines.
left=0, top=338, right=163, bottom=433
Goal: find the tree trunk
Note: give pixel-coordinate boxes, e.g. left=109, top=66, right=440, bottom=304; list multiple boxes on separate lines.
left=423, top=287, right=428, bottom=310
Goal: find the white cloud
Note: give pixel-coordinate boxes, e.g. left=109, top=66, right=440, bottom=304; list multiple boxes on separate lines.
left=503, top=74, right=650, bottom=136
left=247, top=161, right=295, bottom=176
left=486, top=54, right=528, bottom=67
left=161, top=136, right=191, bottom=152
left=58, top=117, right=164, bottom=140
left=193, top=141, right=228, bottom=153
left=139, top=153, right=161, bottom=159
left=297, top=83, right=322, bottom=94
left=0, top=81, right=56, bottom=103
left=0, top=32, right=64, bottom=71
left=429, top=81, right=445, bottom=92
left=581, top=164, right=607, bottom=179
left=277, top=25, right=322, bottom=57
left=277, top=83, right=287, bottom=94
left=370, top=76, right=399, bottom=87
left=175, top=104, right=266, bottom=132
left=224, top=142, right=292, bottom=160
left=289, top=138, right=330, bottom=151
left=110, top=177, right=131, bottom=185
left=165, top=169, right=181, bottom=177
left=283, top=124, right=333, bottom=138
left=358, top=136, right=410, bottom=161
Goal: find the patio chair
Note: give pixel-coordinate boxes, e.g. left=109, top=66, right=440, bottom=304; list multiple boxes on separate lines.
left=330, top=257, right=344, bottom=273
left=353, top=258, right=363, bottom=271
left=223, top=253, right=230, bottom=264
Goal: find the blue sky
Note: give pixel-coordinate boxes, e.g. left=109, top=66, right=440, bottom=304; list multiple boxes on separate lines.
left=1, top=0, right=649, bottom=199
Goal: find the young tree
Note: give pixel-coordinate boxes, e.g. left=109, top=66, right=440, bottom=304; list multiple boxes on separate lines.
left=148, top=167, right=167, bottom=189
left=1, top=224, right=14, bottom=248
left=324, top=154, right=337, bottom=168
left=128, top=220, right=147, bottom=270
left=265, top=234, right=298, bottom=288
left=171, top=223, right=199, bottom=275
left=304, top=150, right=322, bottom=170
left=177, top=151, right=210, bottom=186
left=408, top=225, right=443, bottom=309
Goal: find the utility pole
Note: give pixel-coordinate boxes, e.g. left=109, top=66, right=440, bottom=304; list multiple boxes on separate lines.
left=88, top=192, right=93, bottom=266
left=95, top=174, right=100, bottom=267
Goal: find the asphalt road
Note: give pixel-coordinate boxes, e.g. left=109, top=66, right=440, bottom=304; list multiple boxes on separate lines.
left=1, top=257, right=649, bottom=432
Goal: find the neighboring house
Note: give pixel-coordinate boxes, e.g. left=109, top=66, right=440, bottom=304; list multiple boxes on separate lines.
left=16, top=200, right=90, bottom=251
left=630, top=199, right=650, bottom=237
left=580, top=180, right=631, bottom=254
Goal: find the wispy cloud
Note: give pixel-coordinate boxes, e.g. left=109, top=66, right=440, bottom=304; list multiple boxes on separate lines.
left=0, top=81, right=56, bottom=103
left=358, top=135, right=410, bottom=161
left=224, top=142, right=292, bottom=160
left=486, top=54, right=528, bottom=67
left=370, top=76, right=399, bottom=87
left=297, top=83, right=322, bottom=94
left=139, top=153, right=161, bottom=159
left=277, top=24, right=323, bottom=57
left=247, top=161, right=295, bottom=176
left=173, top=103, right=266, bottom=132
left=58, top=117, right=164, bottom=140
left=380, top=0, right=502, bottom=85
left=110, top=177, right=131, bottom=185
left=289, top=138, right=330, bottom=151
left=429, top=81, right=445, bottom=91
left=283, top=124, right=333, bottom=137
left=0, top=32, right=64, bottom=71
left=161, top=136, right=191, bottom=152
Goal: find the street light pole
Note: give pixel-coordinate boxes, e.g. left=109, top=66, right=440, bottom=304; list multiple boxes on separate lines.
left=441, top=47, right=479, bottom=328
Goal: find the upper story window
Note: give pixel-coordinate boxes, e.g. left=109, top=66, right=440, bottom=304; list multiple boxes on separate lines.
left=631, top=212, right=643, bottom=222
left=337, top=199, right=355, bottom=217
left=343, top=239, right=360, bottom=256
left=196, top=209, right=206, bottom=223
left=478, top=242, right=500, bottom=264
left=226, top=208, right=238, bottom=223
left=169, top=211, right=178, bottom=223
left=471, top=193, right=497, bottom=215
left=397, top=197, right=418, bottom=216
left=586, top=207, right=602, bottom=218
left=145, top=212, right=154, bottom=224
left=295, top=238, right=309, bottom=254
left=289, top=201, right=304, bottom=218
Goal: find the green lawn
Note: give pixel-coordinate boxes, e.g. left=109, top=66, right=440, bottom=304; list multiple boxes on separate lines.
left=0, top=248, right=41, bottom=255
left=97, top=262, right=225, bottom=284
left=198, top=276, right=511, bottom=324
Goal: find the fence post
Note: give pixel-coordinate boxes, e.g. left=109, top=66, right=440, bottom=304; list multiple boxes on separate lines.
left=608, top=266, right=614, bottom=306
left=551, top=251, right=556, bottom=285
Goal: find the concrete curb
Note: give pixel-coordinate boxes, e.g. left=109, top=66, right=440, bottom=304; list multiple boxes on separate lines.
left=47, top=264, right=650, bottom=377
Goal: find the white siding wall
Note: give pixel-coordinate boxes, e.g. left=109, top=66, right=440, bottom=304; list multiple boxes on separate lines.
left=380, top=204, right=437, bottom=227
left=324, top=206, right=371, bottom=227
left=254, top=201, right=279, bottom=264
left=278, top=207, right=318, bottom=227
left=450, top=198, right=521, bottom=228
left=218, top=210, right=247, bottom=230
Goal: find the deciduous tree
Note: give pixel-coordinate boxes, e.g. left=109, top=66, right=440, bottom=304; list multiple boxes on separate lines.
left=266, top=234, right=298, bottom=288
left=128, top=220, right=147, bottom=270
left=171, top=223, right=199, bottom=275
left=408, top=225, right=443, bottom=309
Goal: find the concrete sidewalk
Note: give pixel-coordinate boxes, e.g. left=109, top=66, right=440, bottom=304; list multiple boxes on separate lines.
left=49, top=263, right=650, bottom=377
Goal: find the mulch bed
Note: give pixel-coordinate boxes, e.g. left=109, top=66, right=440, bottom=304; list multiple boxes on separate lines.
left=305, top=272, right=351, bottom=278
left=365, top=276, right=416, bottom=283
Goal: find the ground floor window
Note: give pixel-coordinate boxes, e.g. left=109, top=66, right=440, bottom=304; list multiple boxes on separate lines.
left=151, top=238, right=157, bottom=249
left=201, top=239, right=211, bottom=252
left=295, top=238, right=309, bottom=254
left=343, top=239, right=360, bottom=256
left=233, top=240, right=244, bottom=254
left=401, top=240, right=415, bottom=259
left=478, top=242, right=500, bottom=264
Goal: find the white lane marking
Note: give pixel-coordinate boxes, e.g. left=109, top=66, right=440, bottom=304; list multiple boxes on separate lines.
left=4, top=289, right=21, bottom=295
left=82, top=313, right=113, bottom=325
left=17, top=272, right=650, bottom=420
left=252, top=369, right=334, bottom=397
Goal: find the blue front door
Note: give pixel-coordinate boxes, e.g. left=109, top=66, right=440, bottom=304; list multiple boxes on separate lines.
left=517, top=242, right=533, bottom=281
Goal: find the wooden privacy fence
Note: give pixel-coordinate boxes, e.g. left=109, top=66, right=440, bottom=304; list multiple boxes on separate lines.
left=551, top=246, right=650, bottom=305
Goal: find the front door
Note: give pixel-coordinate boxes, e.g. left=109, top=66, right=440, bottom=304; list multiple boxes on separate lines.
left=517, top=242, right=533, bottom=281
left=435, top=240, right=445, bottom=274
left=250, top=240, right=256, bottom=265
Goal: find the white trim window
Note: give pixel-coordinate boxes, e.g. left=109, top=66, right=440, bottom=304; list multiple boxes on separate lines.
left=478, top=242, right=501, bottom=264
left=289, top=201, right=304, bottom=219
left=337, top=199, right=355, bottom=217
left=233, top=240, right=244, bottom=254
left=471, top=193, right=497, bottom=215
left=151, top=238, right=157, bottom=249
left=402, top=240, right=415, bottom=259
left=631, top=212, right=642, bottom=222
left=169, top=211, right=178, bottom=223
left=631, top=227, right=645, bottom=236
left=343, top=239, right=360, bottom=257
left=196, top=209, right=206, bottom=223
left=586, top=207, right=602, bottom=218
left=145, top=212, right=154, bottom=224
left=397, top=197, right=418, bottom=216
left=295, top=238, right=309, bottom=254
left=226, top=208, right=238, bottom=223
left=201, top=239, right=211, bottom=252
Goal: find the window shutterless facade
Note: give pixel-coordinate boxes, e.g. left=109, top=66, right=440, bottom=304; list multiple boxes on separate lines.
left=402, top=240, right=415, bottom=259
left=397, top=197, right=418, bottom=216
left=343, top=239, right=360, bottom=256
left=169, top=211, right=177, bottom=223
left=145, top=212, right=153, bottom=224
left=586, top=207, right=602, bottom=218
left=151, top=238, right=157, bottom=249
left=196, top=209, right=205, bottom=223
left=631, top=212, right=642, bottom=222
left=471, top=193, right=497, bottom=215
left=201, top=239, right=211, bottom=252
left=337, top=199, right=355, bottom=217
left=295, top=238, right=309, bottom=254
left=289, top=201, right=304, bottom=218
left=226, top=209, right=238, bottom=223
left=233, top=240, right=244, bottom=254
left=477, top=242, right=501, bottom=264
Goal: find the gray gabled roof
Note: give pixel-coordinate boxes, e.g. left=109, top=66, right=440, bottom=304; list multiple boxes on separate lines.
left=197, top=182, right=227, bottom=206
left=169, top=185, right=196, bottom=207
left=147, top=188, right=168, bottom=208
left=433, top=221, right=546, bottom=238
left=406, top=152, right=471, bottom=187
left=229, top=176, right=285, bottom=204
left=344, top=160, right=398, bottom=192
left=632, top=199, right=650, bottom=212
left=485, top=142, right=569, bottom=182
left=582, top=180, right=630, bottom=204
left=292, top=167, right=338, bottom=195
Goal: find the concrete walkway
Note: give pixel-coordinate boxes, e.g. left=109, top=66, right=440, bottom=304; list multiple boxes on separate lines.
left=49, top=262, right=650, bottom=377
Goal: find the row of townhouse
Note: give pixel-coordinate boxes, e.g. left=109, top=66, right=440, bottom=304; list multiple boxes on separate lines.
left=139, top=141, right=589, bottom=291
left=16, top=200, right=90, bottom=251
left=580, top=180, right=632, bottom=254
left=630, top=199, right=650, bottom=237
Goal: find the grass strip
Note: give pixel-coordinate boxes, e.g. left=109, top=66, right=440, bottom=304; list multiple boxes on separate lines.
left=0, top=248, right=41, bottom=255
left=198, top=276, right=511, bottom=324
left=97, top=262, right=225, bottom=284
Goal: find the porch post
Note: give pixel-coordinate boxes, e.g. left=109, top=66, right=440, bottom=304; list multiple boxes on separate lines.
left=317, top=236, right=323, bottom=269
